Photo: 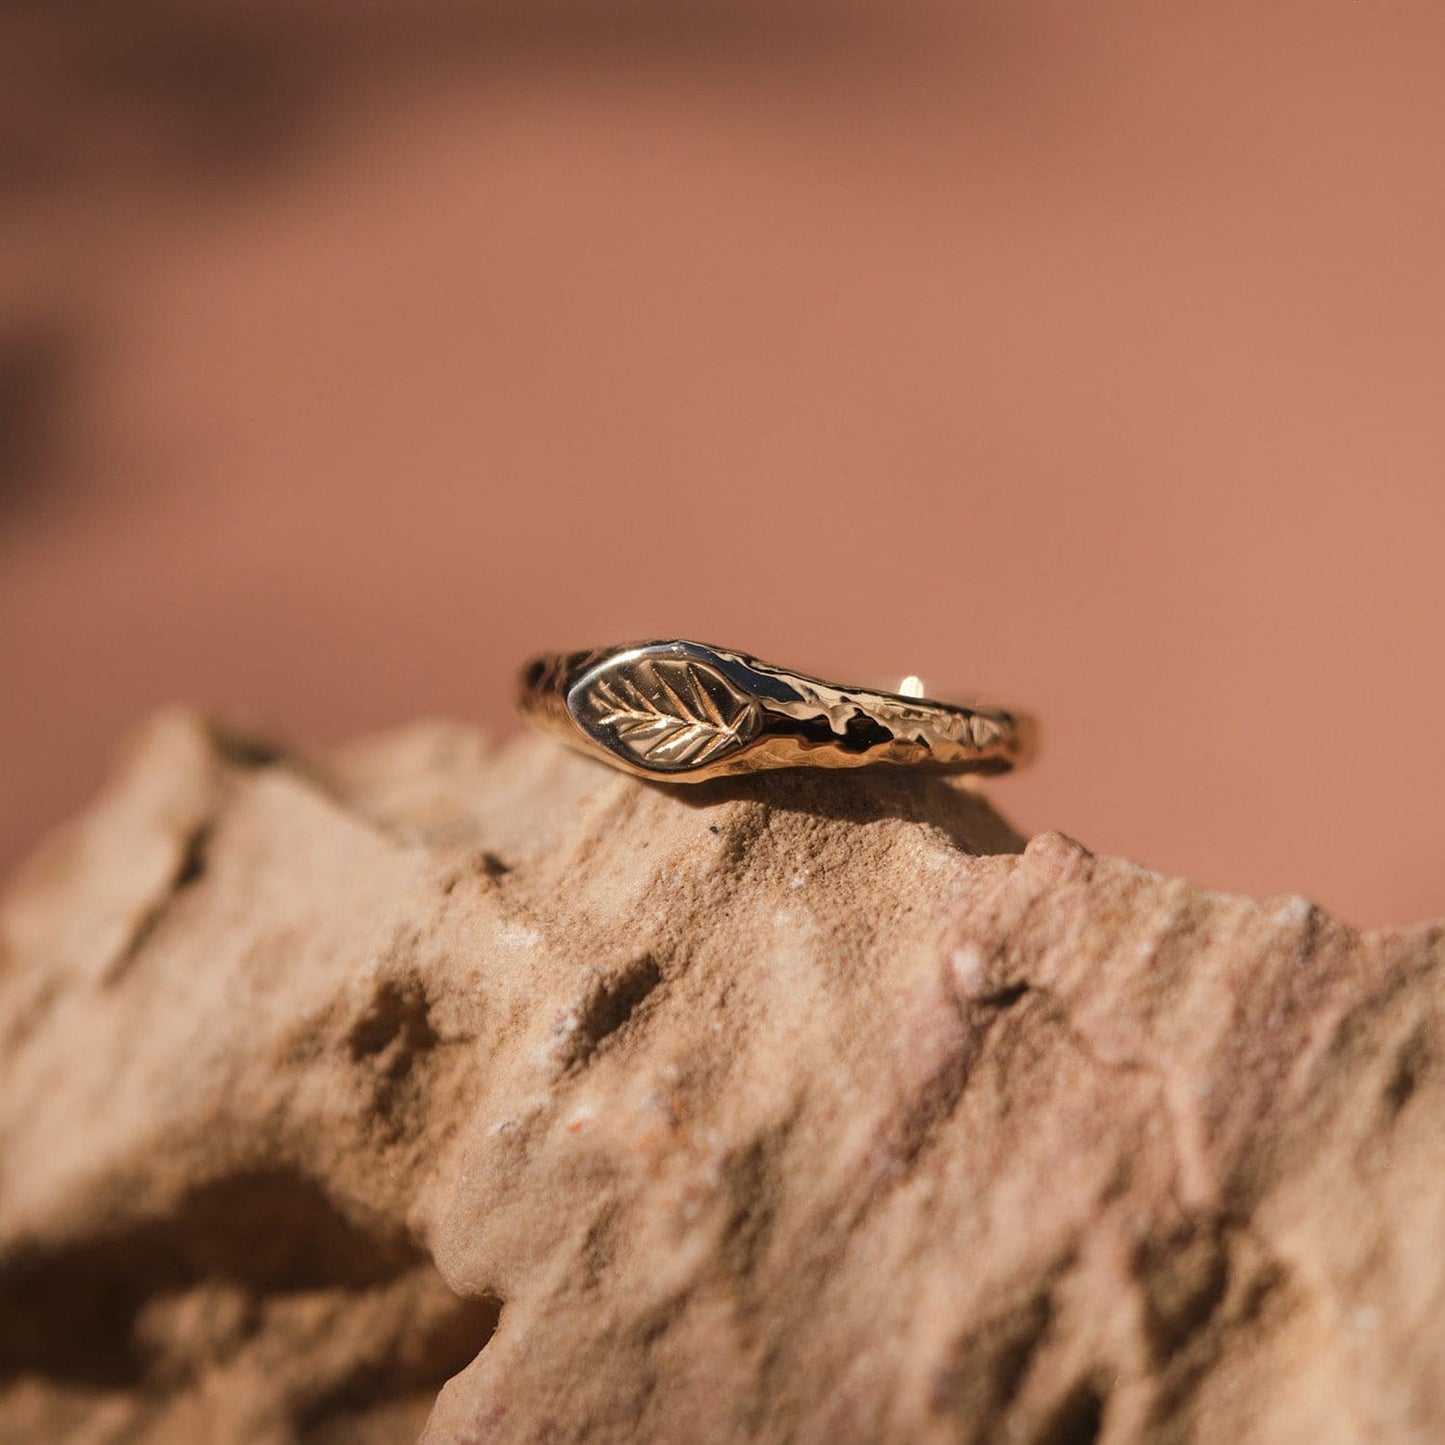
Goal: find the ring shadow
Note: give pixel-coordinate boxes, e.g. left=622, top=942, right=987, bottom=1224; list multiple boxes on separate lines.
left=643, top=766, right=1026, bottom=857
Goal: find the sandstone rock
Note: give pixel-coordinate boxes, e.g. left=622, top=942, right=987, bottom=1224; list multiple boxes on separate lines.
left=0, top=712, right=1441, bottom=1443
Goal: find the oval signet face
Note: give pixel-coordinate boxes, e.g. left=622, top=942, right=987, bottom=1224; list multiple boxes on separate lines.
left=569, top=650, right=761, bottom=773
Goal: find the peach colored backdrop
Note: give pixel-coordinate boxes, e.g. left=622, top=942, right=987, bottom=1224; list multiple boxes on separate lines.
left=2, top=1, right=1442, bottom=925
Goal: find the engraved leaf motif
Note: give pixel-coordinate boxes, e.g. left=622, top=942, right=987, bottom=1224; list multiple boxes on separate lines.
left=578, top=657, right=756, bottom=769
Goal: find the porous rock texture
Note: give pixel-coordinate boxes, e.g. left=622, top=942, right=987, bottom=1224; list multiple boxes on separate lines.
left=1, top=713, right=1443, bottom=1445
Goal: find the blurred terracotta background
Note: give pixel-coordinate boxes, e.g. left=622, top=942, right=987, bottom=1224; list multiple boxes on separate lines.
left=1, top=0, right=1441, bottom=926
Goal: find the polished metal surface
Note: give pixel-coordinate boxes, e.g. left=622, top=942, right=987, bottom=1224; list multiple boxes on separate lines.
left=517, top=640, right=1036, bottom=783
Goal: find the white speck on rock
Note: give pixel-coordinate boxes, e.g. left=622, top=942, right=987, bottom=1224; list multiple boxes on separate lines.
left=949, top=941, right=988, bottom=998
left=499, top=920, right=543, bottom=949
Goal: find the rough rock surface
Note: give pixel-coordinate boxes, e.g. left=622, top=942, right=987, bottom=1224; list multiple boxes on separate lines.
left=1, top=713, right=1442, bottom=1444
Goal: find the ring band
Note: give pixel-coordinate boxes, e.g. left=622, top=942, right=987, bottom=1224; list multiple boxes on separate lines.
left=517, top=640, right=1036, bottom=783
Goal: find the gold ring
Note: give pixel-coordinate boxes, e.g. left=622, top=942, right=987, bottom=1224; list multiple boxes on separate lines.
left=517, top=640, right=1036, bottom=783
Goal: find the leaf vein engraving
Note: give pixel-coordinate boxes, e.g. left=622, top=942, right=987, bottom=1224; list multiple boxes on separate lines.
left=580, top=658, right=755, bottom=768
